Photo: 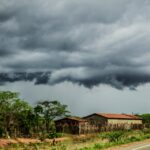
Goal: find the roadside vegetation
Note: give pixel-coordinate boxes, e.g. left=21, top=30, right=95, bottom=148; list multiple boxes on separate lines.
left=1, top=129, right=150, bottom=150
left=79, top=129, right=150, bottom=150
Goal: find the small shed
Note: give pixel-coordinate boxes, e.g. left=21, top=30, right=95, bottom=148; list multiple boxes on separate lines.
left=55, top=117, right=88, bottom=134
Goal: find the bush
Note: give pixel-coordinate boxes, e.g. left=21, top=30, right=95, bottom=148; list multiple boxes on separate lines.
left=142, top=128, right=150, bottom=134
left=127, top=136, right=141, bottom=142
left=39, top=130, right=48, bottom=141
left=143, top=134, right=150, bottom=139
left=94, top=143, right=104, bottom=149
left=48, top=132, right=64, bottom=139
left=99, top=131, right=125, bottom=142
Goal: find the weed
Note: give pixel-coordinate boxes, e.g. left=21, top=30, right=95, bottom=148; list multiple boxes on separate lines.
left=127, top=136, right=141, bottom=142
left=94, top=143, right=104, bottom=149
left=99, top=131, right=125, bottom=142
left=143, top=134, right=150, bottom=139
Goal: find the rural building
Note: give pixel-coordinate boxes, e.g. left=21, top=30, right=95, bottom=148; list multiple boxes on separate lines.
left=83, top=113, right=143, bottom=131
left=55, top=113, right=143, bottom=134
left=55, top=117, right=89, bottom=134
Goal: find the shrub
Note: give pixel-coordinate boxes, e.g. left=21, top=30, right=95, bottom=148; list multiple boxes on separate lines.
left=99, top=131, right=125, bottom=142
left=39, top=130, right=48, bottom=141
left=48, top=132, right=64, bottom=139
left=94, top=143, right=104, bottom=149
left=143, top=134, right=150, bottom=139
left=127, top=136, right=141, bottom=142
left=142, top=128, right=150, bottom=134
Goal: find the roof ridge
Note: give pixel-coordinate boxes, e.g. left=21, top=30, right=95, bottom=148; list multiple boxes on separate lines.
left=94, top=113, right=141, bottom=119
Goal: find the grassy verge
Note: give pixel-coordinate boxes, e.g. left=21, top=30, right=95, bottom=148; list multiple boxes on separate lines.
left=78, top=129, right=150, bottom=150
left=1, top=129, right=150, bottom=150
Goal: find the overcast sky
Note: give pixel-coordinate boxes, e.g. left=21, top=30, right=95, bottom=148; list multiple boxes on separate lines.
left=0, top=0, right=150, bottom=116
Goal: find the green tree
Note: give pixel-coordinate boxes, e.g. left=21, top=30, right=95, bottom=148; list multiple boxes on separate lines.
left=0, top=91, right=32, bottom=137
left=140, top=114, right=150, bottom=128
left=35, top=100, right=70, bottom=132
left=0, top=91, right=19, bottom=137
left=34, top=104, right=43, bottom=132
left=12, top=99, right=33, bottom=137
left=0, top=91, right=70, bottom=138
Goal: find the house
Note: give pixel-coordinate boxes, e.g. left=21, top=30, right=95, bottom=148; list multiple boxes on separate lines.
left=83, top=113, right=143, bottom=131
left=55, top=113, right=143, bottom=134
left=55, top=117, right=88, bottom=134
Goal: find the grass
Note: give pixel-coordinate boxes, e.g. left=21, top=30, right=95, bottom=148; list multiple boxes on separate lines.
left=78, top=129, right=150, bottom=150
left=1, top=129, right=150, bottom=150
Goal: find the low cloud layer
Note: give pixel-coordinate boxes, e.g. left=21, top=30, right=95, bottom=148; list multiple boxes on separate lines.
left=1, top=0, right=150, bottom=89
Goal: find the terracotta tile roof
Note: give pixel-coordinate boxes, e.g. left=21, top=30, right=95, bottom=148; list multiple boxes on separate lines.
left=95, top=113, right=142, bottom=120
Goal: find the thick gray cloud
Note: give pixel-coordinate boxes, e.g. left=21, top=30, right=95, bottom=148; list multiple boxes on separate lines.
left=1, top=0, right=150, bottom=89
left=0, top=72, right=51, bottom=85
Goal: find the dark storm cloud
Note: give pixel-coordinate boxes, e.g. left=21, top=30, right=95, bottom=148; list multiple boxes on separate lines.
left=0, top=49, right=13, bottom=56
left=0, top=72, right=51, bottom=85
left=1, top=0, right=150, bottom=89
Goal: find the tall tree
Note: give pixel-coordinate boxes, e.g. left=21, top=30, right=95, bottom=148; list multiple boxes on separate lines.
left=0, top=91, right=32, bottom=137
left=0, top=91, right=19, bottom=137
left=35, top=100, right=70, bottom=132
left=12, top=99, right=33, bottom=137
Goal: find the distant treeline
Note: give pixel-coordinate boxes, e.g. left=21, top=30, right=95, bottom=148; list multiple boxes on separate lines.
left=0, top=91, right=70, bottom=138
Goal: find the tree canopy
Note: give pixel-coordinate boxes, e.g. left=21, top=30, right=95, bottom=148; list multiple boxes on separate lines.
left=0, top=91, right=70, bottom=138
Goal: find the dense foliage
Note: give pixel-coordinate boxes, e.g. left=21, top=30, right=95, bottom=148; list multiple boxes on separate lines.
left=0, top=91, right=70, bottom=138
left=140, top=114, right=150, bottom=128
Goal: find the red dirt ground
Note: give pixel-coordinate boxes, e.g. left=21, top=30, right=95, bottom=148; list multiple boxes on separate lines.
left=0, top=138, right=41, bottom=148
left=0, top=137, right=70, bottom=148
